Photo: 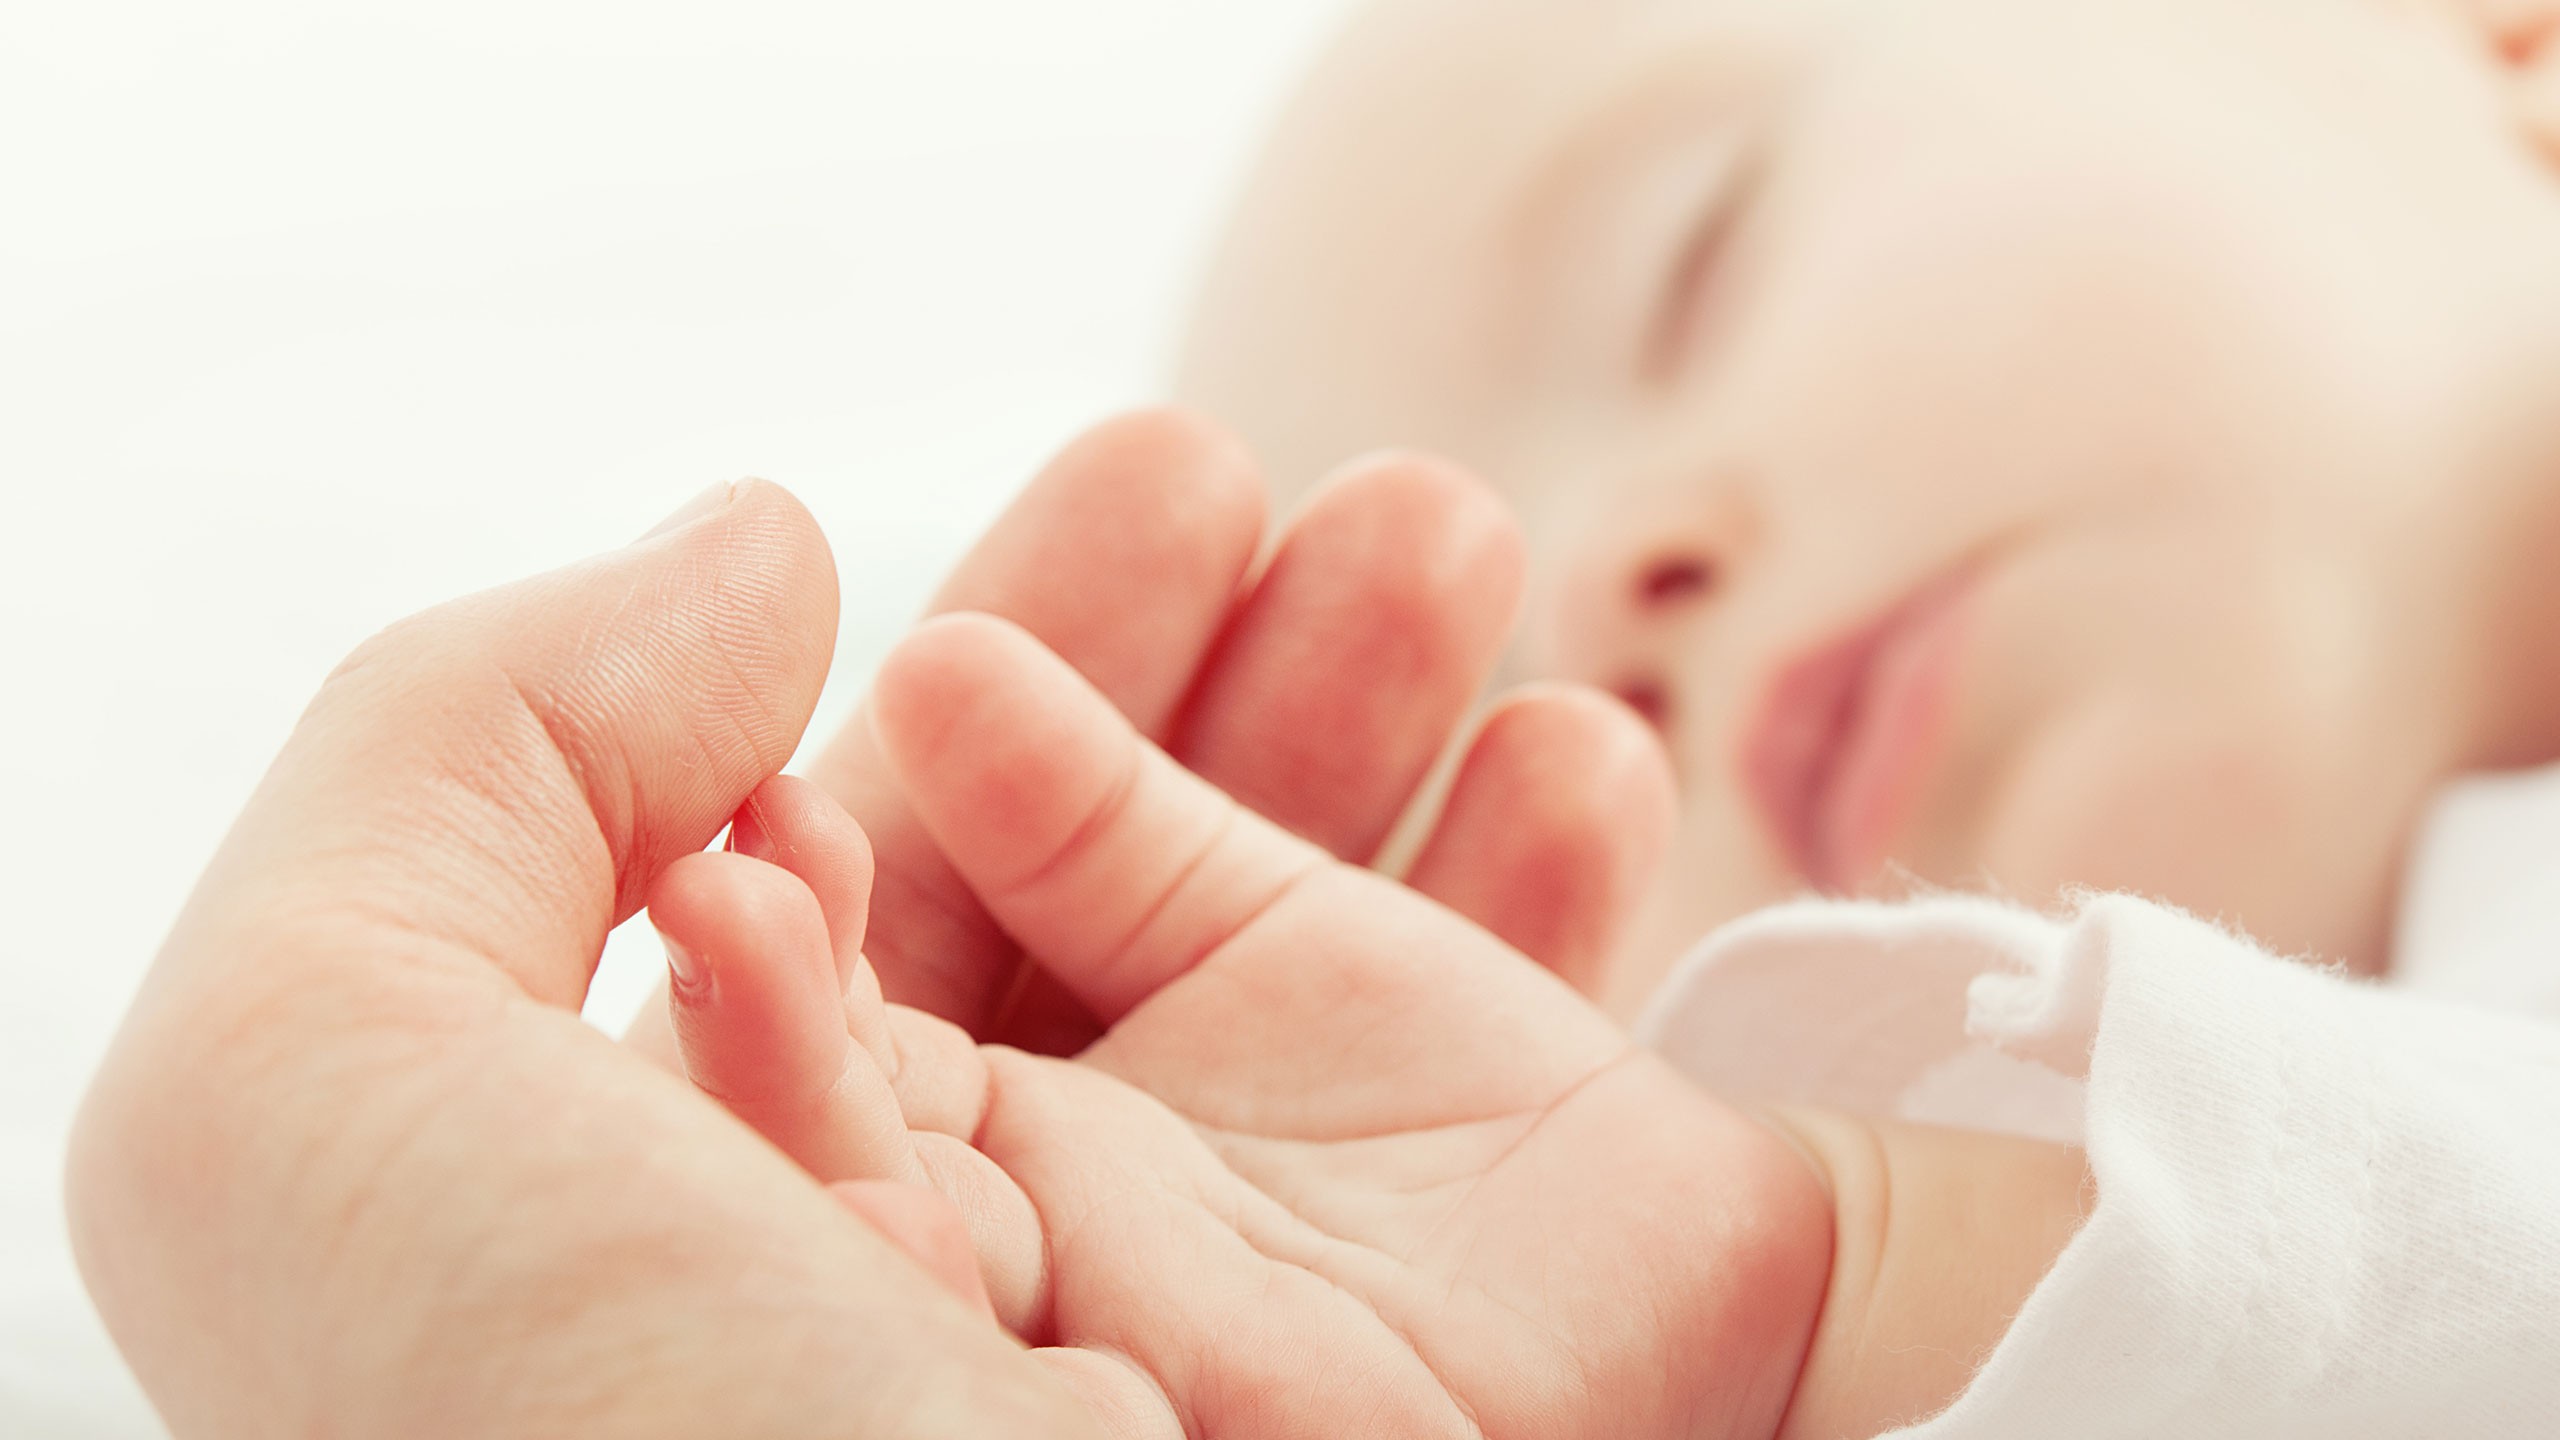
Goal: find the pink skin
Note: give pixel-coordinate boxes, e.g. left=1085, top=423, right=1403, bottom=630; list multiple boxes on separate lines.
left=656, top=746, right=1673, bottom=1306
left=83, top=414, right=1693, bottom=1440
left=647, top=776, right=1004, bottom=1318
left=70, top=478, right=1109, bottom=1439
left=1178, top=0, right=2560, bottom=1007
left=650, top=614, right=2084, bottom=1439
left=825, top=1180, right=998, bottom=1322
left=627, top=417, right=1714, bottom=1371
left=654, top=622, right=1832, bottom=1440
left=626, top=415, right=1675, bottom=1077
left=71, top=417, right=2081, bottom=1439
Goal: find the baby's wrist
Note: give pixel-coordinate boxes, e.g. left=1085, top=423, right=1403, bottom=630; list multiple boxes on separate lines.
left=1755, top=1108, right=2091, bottom=1440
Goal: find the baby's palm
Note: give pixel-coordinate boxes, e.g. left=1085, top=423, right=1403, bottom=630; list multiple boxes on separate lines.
left=875, top=616, right=1829, bottom=1440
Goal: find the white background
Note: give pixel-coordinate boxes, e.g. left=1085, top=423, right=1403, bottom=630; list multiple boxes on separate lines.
left=0, top=2, right=1351, bottom=1430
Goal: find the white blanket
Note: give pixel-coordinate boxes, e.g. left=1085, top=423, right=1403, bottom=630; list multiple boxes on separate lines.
left=1638, top=765, right=2560, bottom=1438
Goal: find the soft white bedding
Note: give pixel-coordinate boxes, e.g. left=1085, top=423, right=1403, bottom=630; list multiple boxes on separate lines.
left=1632, top=766, right=2560, bottom=1438
left=0, top=2, right=1348, bottom=1429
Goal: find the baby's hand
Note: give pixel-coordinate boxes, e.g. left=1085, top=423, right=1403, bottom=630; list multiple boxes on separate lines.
left=652, top=617, right=1833, bottom=1439
left=645, top=774, right=1000, bottom=1318
left=630, top=414, right=1678, bottom=1073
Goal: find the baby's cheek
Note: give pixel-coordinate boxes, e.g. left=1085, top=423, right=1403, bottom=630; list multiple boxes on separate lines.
left=1977, top=692, right=2395, bottom=968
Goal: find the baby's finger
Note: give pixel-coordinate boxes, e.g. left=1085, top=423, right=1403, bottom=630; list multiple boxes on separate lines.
left=1032, top=1350, right=1186, bottom=1440
left=872, top=614, right=1327, bottom=1024
left=981, top=453, right=1520, bottom=1053
left=730, top=775, right=875, bottom=987
left=828, top=1179, right=998, bottom=1322
left=630, top=776, right=893, bottom=1069
left=882, top=1006, right=992, bottom=1138
left=922, top=411, right=1272, bottom=741
left=803, top=411, right=1269, bottom=1034
left=651, top=849, right=920, bottom=1185
left=812, top=1011, right=1050, bottom=1338
left=912, top=1131, right=1050, bottom=1338
left=844, top=1004, right=1051, bottom=1336
left=1171, top=453, right=1523, bottom=864
left=1404, top=685, right=1677, bottom=1002
left=727, top=775, right=900, bottom=1067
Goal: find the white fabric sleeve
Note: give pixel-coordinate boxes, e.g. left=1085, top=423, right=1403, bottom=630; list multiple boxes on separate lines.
left=1634, top=892, right=2560, bottom=1438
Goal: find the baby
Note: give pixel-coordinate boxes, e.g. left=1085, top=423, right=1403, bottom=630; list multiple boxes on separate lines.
left=634, top=0, right=2560, bottom=1433
left=1175, top=0, right=2560, bottom=1009
left=72, top=0, right=2560, bottom=1434
left=641, top=549, right=2086, bottom=1438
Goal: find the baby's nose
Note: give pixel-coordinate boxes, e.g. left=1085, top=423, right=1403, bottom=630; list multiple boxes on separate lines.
left=1635, top=552, right=1719, bottom=610
left=1539, top=482, right=1759, bottom=731
left=1615, top=550, right=1721, bottom=726
left=1536, top=542, right=1718, bottom=732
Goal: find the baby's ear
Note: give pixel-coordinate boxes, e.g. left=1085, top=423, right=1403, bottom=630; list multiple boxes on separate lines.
left=2436, top=0, right=2560, bottom=159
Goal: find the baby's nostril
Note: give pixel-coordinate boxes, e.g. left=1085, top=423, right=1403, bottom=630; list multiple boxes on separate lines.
left=1635, top=554, right=1715, bottom=609
left=1613, top=677, right=1673, bottom=732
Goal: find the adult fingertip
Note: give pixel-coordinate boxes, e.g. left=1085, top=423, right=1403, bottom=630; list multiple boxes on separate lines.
left=637, top=476, right=839, bottom=624
left=717, top=478, right=843, bottom=655
left=637, top=479, right=737, bottom=542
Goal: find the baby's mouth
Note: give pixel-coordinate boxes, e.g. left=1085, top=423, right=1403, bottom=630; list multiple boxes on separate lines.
left=1741, top=568, right=1978, bottom=892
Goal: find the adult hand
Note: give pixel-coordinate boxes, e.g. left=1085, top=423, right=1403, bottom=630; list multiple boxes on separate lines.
left=67, top=482, right=1100, bottom=1437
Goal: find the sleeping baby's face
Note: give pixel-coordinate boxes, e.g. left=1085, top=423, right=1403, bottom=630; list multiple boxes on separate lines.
left=1178, top=0, right=2560, bottom=1010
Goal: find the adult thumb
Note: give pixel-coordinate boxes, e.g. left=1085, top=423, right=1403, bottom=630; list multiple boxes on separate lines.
left=185, top=478, right=838, bottom=1010
left=63, top=482, right=1098, bottom=1440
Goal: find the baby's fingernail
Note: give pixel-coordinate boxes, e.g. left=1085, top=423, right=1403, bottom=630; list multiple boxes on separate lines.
left=665, top=937, right=708, bottom=995
left=730, top=801, right=772, bottom=861
left=638, top=481, right=734, bottom=542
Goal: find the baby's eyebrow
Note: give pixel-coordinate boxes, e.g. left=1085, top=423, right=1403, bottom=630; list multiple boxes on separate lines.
left=1506, top=11, right=1798, bottom=235
left=1637, top=137, right=1768, bottom=384
left=1502, top=25, right=1795, bottom=364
